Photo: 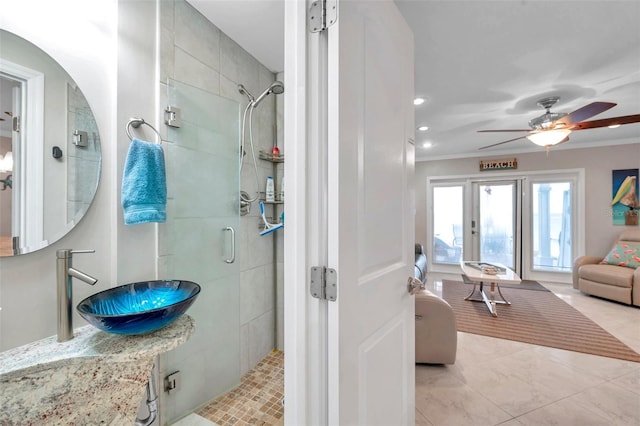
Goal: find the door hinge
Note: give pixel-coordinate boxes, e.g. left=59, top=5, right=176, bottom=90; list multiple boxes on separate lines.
left=164, top=371, right=181, bottom=394
left=310, top=266, right=337, bottom=301
left=309, top=0, right=337, bottom=33
left=12, top=116, right=20, bottom=133
left=72, top=130, right=89, bottom=147
left=164, top=105, right=182, bottom=128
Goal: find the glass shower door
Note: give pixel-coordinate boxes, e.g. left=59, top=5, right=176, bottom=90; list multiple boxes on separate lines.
left=159, top=79, right=241, bottom=422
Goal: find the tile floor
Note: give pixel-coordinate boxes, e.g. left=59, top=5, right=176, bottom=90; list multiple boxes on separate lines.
left=174, top=274, right=639, bottom=426
left=195, top=350, right=284, bottom=426
left=416, top=273, right=640, bottom=426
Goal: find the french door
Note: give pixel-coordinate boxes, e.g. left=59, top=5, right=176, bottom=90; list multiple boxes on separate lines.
left=471, top=180, right=522, bottom=274
left=428, top=171, right=582, bottom=282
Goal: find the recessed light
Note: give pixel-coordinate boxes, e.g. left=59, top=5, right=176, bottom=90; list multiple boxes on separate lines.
left=414, top=97, right=425, bottom=106
left=422, top=142, right=432, bottom=148
left=608, top=124, right=621, bottom=129
left=417, top=126, right=429, bottom=131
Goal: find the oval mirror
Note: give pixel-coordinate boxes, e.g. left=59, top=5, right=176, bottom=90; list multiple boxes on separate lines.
left=0, top=29, right=101, bottom=256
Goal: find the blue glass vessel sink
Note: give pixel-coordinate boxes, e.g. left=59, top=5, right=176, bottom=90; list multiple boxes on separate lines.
left=77, top=280, right=200, bottom=335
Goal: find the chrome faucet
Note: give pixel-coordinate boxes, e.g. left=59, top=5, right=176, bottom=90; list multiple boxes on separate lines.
left=56, top=249, right=98, bottom=342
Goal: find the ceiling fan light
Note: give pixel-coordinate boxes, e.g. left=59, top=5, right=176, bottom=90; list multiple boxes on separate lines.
left=526, top=129, right=572, bottom=147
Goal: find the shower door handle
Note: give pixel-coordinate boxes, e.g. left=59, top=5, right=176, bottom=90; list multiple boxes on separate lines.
left=223, top=227, right=235, bottom=264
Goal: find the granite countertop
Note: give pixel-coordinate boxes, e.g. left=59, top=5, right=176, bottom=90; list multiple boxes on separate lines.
left=0, top=314, right=195, bottom=378
left=1, top=315, right=195, bottom=424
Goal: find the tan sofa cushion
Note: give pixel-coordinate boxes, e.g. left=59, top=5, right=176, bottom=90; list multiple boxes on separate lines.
left=415, top=289, right=457, bottom=364
left=579, top=264, right=635, bottom=288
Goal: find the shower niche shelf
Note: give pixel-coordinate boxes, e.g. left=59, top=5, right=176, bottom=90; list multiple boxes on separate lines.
left=258, top=150, right=284, bottom=204
left=259, top=150, right=284, bottom=163
left=258, top=192, right=284, bottom=204
left=256, top=148, right=283, bottom=232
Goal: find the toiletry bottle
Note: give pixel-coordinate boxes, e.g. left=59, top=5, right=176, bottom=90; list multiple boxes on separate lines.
left=266, top=176, right=275, bottom=202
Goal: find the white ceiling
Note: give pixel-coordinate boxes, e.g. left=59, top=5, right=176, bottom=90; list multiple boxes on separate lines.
left=192, top=1, right=640, bottom=161
left=399, top=0, right=640, bottom=161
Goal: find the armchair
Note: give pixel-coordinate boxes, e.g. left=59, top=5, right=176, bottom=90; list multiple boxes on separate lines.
left=573, top=229, right=640, bottom=306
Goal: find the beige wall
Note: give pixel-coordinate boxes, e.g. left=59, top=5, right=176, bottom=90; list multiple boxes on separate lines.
left=0, top=1, right=117, bottom=351
left=415, top=143, right=640, bottom=258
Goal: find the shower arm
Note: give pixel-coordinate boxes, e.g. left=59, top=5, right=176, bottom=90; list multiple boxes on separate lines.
left=238, top=84, right=255, bottom=104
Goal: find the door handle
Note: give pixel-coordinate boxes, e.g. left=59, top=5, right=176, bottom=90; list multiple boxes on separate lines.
left=407, top=277, right=424, bottom=295
left=223, top=227, right=235, bottom=264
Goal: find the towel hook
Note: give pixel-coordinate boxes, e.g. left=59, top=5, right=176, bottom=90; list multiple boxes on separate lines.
left=126, top=118, right=162, bottom=144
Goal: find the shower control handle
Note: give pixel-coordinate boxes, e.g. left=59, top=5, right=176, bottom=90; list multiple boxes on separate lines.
left=223, top=227, right=235, bottom=264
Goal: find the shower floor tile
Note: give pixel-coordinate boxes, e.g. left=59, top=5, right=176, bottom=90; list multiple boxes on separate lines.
left=197, top=350, right=284, bottom=426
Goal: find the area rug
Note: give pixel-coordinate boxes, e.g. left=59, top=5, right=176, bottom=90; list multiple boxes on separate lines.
left=442, top=279, right=640, bottom=362
left=497, top=279, right=549, bottom=291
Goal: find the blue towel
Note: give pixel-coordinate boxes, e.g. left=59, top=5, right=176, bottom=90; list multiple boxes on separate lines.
left=122, top=138, right=167, bottom=225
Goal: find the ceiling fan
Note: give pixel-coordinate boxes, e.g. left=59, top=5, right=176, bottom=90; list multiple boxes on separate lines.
left=0, top=111, right=12, bottom=122
left=478, top=96, right=640, bottom=151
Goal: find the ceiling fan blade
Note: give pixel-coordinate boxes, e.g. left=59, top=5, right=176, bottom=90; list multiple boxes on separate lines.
left=552, top=102, right=616, bottom=127
left=477, top=129, right=531, bottom=133
left=479, top=135, right=528, bottom=150
left=570, top=114, right=640, bottom=130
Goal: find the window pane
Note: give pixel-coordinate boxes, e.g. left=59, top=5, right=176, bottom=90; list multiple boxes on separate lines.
left=479, top=183, right=514, bottom=268
left=532, top=182, right=572, bottom=271
left=433, top=186, right=463, bottom=264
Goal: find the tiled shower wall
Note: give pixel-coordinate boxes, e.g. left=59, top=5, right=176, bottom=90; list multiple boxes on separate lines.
left=158, top=0, right=280, bottom=408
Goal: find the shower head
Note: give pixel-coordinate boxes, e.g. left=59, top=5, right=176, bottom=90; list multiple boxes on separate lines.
left=238, top=84, right=255, bottom=103
left=270, top=81, right=285, bottom=95
left=253, top=81, right=285, bottom=107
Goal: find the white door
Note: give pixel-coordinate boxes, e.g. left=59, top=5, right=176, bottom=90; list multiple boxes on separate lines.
left=327, top=1, right=415, bottom=424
